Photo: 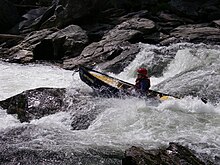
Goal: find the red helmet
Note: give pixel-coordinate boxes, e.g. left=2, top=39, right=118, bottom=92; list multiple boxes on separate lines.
left=137, top=68, right=148, bottom=75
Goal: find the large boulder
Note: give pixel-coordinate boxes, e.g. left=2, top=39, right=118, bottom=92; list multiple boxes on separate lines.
left=2, top=25, right=88, bottom=63
left=0, top=88, right=66, bottom=122
left=33, top=25, right=88, bottom=60
left=166, top=24, right=220, bottom=45
left=2, top=28, right=55, bottom=63
left=63, top=17, right=156, bottom=72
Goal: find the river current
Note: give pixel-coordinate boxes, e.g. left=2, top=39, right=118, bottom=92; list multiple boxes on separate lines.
left=0, top=43, right=219, bottom=164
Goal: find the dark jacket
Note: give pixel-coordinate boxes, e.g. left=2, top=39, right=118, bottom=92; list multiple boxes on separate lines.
left=135, top=77, right=151, bottom=95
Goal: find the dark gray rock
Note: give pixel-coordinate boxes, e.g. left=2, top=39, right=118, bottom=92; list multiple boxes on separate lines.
left=212, top=19, right=220, bottom=27
left=161, top=24, right=220, bottom=45
left=34, top=25, right=88, bottom=60
left=2, top=25, right=88, bottom=63
left=19, top=7, right=48, bottom=33
left=63, top=17, right=156, bottom=71
left=169, top=0, right=220, bottom=21
left=0, top=87, right=106, bottom=131
left=122, top=142, right=211, bottom=165
left=97, top=43, right=140, bottom=73
left=0, top=88, right=66, bottom=122
left=3, top=28, right=55, bottom=63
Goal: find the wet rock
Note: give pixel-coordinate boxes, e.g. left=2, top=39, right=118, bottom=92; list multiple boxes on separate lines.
left=156, top=11, right=194, bottom=34
left=64, top=89, right=104, bottom=130
left=3, top=29, right=55, bottom=63
left=0, top=86, right=108, bottom=131
left=2, top=25, right=88, bottom=63
left=0, top=87, right=66, bottom=122
left=97, top=43, right=139, bottom=74
left=33, top=25, right=88, bottom=60
left=122, top=142, right=211, bottom=165
left=63, top=17, right=156, bottom=71
left=161, top=24, right=220, bottom=45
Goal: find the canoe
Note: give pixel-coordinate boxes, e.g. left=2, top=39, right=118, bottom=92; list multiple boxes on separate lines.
left=79, top=65, right=176, bottom=101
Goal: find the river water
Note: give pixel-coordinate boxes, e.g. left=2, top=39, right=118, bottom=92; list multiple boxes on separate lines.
left=0, top=43, right=219, bottom=164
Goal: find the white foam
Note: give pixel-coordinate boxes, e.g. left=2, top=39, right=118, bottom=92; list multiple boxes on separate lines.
left=0, top=62, right=73, bottom=100
left=30, top=112, right=72, bottom=130
left=0, top=109, right=22, bottom=130
left=158, top=96, right=220, bottom=114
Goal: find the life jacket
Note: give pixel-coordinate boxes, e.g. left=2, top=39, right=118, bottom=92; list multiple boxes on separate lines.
left=135, top=76, right=151, bottom=93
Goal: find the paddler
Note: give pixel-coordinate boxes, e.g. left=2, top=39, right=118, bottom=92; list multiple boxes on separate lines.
left=135, top=68, right=151, bottom=96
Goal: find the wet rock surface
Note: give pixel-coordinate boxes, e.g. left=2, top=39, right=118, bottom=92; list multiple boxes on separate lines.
left=0, top=87, right=66, bottom=122
left=122, top=142, right=213, bottom=165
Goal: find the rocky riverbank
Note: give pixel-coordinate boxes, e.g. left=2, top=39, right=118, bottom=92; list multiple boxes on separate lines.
left=0, top=0, right=220, bottom=72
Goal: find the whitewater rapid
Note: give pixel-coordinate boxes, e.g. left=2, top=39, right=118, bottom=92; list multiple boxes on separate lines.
left=0, top=43, right=219, bottom=164
left=0, top=62, right=73, bottom=100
